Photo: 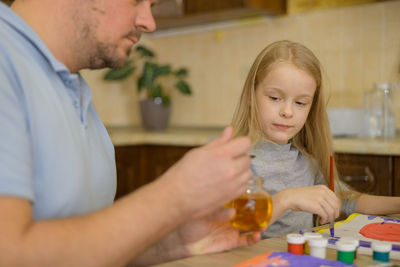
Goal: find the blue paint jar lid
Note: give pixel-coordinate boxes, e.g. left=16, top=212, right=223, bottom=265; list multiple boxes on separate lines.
left=372, top=241, right=392, bottom=252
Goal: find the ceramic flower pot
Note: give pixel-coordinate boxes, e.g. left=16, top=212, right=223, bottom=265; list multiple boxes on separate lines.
left=139, top=98, right=171, bottom=131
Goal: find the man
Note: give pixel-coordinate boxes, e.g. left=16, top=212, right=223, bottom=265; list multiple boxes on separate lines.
left=0, top=0, right=262, bottom=266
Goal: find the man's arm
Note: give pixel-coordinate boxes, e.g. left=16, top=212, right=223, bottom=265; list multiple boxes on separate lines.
left=0, top=127, right=253, bottom=266
left=0, top=181, right=184, bottom=267
left=129, top=208, right=264, bottom=266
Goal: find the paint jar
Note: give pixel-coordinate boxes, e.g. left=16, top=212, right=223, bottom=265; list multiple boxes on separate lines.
left=340, top=237, right=360, bottom=259
left=336, top=241, right=356, bottom=264
left=286, top=234, right=305, bottom=255
left=308, top=237, right=328, bottom=259
left=371, top=241, right=391, bottom=262
left=303, top=232, right=323, bottom=255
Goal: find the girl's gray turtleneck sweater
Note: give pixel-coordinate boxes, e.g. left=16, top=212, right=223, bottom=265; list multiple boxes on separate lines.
left=250, top=140, right=357, bottom=239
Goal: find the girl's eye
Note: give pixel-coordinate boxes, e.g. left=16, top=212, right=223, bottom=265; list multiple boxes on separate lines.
left=269, top=96, right=280, bottom=101
left=296, top=101, right=306, bottom=106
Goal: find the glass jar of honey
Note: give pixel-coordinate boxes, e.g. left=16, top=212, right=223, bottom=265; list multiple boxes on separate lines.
left=227, top=176, right=273, bottom=233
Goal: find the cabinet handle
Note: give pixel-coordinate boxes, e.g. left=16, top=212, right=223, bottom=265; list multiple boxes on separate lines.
left=341, top=175, right=370, bottom=182
left=339, top=166, right=375, bottom=191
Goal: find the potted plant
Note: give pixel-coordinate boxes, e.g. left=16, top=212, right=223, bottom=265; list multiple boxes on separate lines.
left=103, top=45, right=192, bottom=130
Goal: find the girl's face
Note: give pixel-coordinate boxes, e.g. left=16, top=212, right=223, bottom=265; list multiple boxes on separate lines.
left=255, top=62, right=316, bottom=144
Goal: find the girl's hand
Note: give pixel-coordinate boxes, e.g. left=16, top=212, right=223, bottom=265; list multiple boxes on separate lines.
left=275, top=185, right=340, bottom=224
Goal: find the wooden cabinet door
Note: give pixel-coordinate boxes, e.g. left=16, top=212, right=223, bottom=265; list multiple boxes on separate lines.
left=141, top=145, right=193, bottom=183
left=184, top=0, right=244, bottom=14
left=334, top=153, right=393, bottom=196
left=394, top=156, right=400, bottom=197
left=114, top=145, right=193, bottom=199
left=114, top=145, right=143, bottom=199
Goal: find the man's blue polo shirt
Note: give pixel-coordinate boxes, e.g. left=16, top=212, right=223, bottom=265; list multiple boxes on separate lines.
left=0, top=2, right=116, bottom=220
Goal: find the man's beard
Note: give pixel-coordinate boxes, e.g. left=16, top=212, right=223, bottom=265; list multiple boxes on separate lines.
left=87, top=42, right=131, bottom=70
left=77, top=23, right=132, bottom=70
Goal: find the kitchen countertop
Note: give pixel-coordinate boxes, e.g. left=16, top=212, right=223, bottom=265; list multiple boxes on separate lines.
left=107, top=126, right=222, bottom=147
left=332, top=136, right=400, bottom=155
left=107, top=126, right=400, bottom=156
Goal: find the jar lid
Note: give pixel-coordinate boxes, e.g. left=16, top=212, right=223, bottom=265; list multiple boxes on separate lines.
left=371, top=241, right=392, bottom=252
left=340, top=237, right=360, bottom=247
left=308, top=237, right=328, bottom=247
left=286, top=233, right=305, bottom=244
left=303, top=232, right=322, bottom=241
left=336, top=241, right=356, bottom=252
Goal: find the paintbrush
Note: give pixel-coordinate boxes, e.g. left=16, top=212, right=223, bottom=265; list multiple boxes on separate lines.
left=329, top=155, right=335, bottom=237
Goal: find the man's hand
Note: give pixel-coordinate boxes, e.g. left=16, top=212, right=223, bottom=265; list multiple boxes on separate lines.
left=157, top=126, right=252, bottom=220
left=161, top=208, right=264, bottom=260
left=129, top=208, right=264, bottom=266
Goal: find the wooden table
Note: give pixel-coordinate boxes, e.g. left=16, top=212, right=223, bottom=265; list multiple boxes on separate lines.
left=154, top=215, right=400, bottom=267
left=154, top=236, right=400, bottom=266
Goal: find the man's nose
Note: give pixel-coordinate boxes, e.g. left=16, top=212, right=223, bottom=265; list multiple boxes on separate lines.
left=136, top=3, right=157, bottom=33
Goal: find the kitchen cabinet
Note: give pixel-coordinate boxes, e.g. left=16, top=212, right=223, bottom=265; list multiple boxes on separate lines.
left=115, top=145, right=399, bottom=200
left=334, top=153, right=396, bottom=196
left=114, top=145, right=193, bottom=199
left=152, top=0, right=272, bottom=30
left=394, top=157, right=400, bottom=197
left=152, top=0, right=387, bottom=30
left=284, top=0, right=381, bottom=15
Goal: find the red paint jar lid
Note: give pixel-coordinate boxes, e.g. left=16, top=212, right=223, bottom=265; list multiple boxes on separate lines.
left=286, top=234, right=305, bottom=244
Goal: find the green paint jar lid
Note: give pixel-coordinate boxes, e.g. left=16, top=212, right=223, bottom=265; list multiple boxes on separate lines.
left=340, top=237, right=360, bottom=247
left=336, top=241, right=356, bottom=252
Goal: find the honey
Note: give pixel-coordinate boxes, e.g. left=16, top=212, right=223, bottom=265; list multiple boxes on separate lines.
left=229, top=193, right=273, bottom=232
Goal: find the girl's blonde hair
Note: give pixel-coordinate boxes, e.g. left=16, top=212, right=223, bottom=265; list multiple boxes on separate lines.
left=231, top=40, right=353, bottom=199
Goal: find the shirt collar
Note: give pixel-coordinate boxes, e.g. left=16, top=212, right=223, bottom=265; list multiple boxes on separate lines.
left=0, top=2, right=71, bottom=75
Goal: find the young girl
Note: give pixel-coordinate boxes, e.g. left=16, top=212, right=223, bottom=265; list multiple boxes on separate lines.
left=231, top=40, right=400, bottom=238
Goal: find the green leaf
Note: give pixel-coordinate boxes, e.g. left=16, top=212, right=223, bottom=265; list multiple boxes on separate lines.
left=162, top=95, right=171, bottom=107
left=175, top=68, right=188, bottom=77
left=175, top=80, right=192, bottom=95
left=156, top=64, right=172, bottom=76
left=135, top=45, right=155, bottom=58
left=142, top=62, right=156, bottom=90
left=103, top=60, right=136, bottom=80
left=152, top=84, right=162, bottom=98
left=137, top=76, right=145, bottom=92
